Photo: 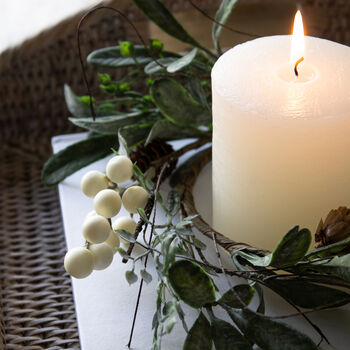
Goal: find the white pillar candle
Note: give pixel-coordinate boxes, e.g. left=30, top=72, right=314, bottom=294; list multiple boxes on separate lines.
left=211, top=24, right=350, bottom=250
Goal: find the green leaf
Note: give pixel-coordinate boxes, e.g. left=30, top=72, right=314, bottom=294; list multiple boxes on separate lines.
left=270, top=226, right=311, bottom=268
left=234, top=250, right=272, bottom=267
left=226, top=308, right=318, bottom=350
left=118, top=123, right=154, bottom=149
left=298, top=254, right=350, bottom=284
left=132, top=0, right=200, bottom=47
left=140, top=269, right=153, bottom=284
left=69, top=111, right=145, bottom=135
left=146, top=119, right=203, bottom=144
left=64, top=84, right=91, bottom=118
left=166, top=317, right=176, bottom=333
left=211, top=319, right=252, bottom=350
left=150, top=78, right=211, bottom=126
left=144, top=57, right=178, bottom=74
left=125, top=270, right=138, bottom=285
left=306, top=236, right=350, bottom=259
left=117, top=129, right=129, bottom=156
left=42, top=134, right=117, bottom=186
left=186, top=76, right=210, bottom=108
left=87, top=45, right=176, bottom=68
left=115, top=229, right=136, bottom=243
left=116, top=247, right=129, bottom=259
left=167, top=190, right=181, bottom=216
left=265, top=277, right=350, bottom=308
left=183, top=312, right=212, bottom=350
left=168, top=260, right=216, bottom=308
left=212, top=0, right=238, bottom=54
left=218, top=284, right=255, bottom=308
left=192, top=238, right=207, bottom=250
left=167, top=48, right=198, bottom=73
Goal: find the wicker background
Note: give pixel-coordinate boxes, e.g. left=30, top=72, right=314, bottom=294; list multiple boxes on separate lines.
left=0, top=0, right=349, bottom=348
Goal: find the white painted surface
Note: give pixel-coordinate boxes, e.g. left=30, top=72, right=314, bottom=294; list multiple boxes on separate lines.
left=53, top=133, right=350, bottom=350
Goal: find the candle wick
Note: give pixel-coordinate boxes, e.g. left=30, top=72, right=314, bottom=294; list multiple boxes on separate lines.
left=294, top=57, right=304, bottom=77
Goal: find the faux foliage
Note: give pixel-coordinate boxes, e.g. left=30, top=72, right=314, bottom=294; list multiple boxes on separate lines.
left=41, top=0, right=350, bottom=349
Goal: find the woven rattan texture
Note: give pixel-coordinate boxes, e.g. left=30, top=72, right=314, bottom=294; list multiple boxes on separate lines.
left=0, top=0, right=147, bottom=348
left=0, top=0, right=349, bottom=349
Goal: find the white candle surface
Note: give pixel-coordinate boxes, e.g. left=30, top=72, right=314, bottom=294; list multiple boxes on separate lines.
left=211, top=35, right=350, bottom=250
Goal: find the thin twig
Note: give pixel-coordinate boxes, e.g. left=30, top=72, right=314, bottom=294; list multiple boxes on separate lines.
left=76, top=5, right=148, bottom=120
left=188, top=0, right=260, bottom=39
left=127, top=162, right=169, bottom=348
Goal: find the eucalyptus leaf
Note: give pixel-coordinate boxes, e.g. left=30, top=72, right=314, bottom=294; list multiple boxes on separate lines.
left=234, top=250, right=272, bottom=267
left=166, top=317, right=177, bottom=333
left=87, top=45, right=177, bottom=68
left=69, top=111, right=144, bottom=135
left=118, top=123, right=153, bottom=148
left=64, top=84, right=91, bottom=118
left=117, top=129, right=129, bottom=156
left=125, top=270, right=138, bottom=285
left=183, top=312, right=212, bottom=350
left=42, top=134, right=117, bottom=186
left=167, top=190, right=181, bottom=216
left=306, top=236, right=350, bottom=259
left=297, top=254, right=350, bottom=284
left=212, top=0, right=238, bottom=54
left=168, top=260, right=216, bottom=308
left=218, top=284, right=255, bottom=308
left=150, top=78, right=212, bottom=126
left=270, top=226, right=311, bottom=268
left=132, top=0, right=200, bottom=48
left=226, top=308, right=318, bottom=350
left=115, top=229, right=136, bottom=243
left=265, top=278, right=350, bottom=308
left=144, top=57, right=178, bottom=74
left=140, top=269, right=153, bottom=284
left=211, top=319, right=252, bottom=350
left=146, top=119, right=203, bottom=144
left=186, top=76, right=210, bottom=108
left=167, top=48, right=198, bottom=73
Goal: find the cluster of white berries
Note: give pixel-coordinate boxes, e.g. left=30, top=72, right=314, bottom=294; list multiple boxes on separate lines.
left=64, top=155, right=149, bottom=279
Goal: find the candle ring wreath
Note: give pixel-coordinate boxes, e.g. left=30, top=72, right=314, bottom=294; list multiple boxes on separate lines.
left=42, top=1, right=350, bottom=349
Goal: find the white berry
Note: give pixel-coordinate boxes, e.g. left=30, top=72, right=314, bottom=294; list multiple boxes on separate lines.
left=122, top=186, right=149, bottom=213
left=82, top=214, right=111, bottom=244
left=112, top=216, right=137, bottom=246
left=105, top=230, right=120, bottom=252
left=89, top=243, right=114, bottom=270
left=64, top=247, right=94, bottom=279
left=86, top=210, right=97, bottom=218
left=81, top=170, right=109, bottom=198
left=94, top=189, right=121, bottom=218
left=106, top=155, right=133, bottom=183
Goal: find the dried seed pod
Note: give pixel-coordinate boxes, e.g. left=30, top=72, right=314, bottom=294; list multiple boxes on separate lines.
left=129, top=138, right=177, bottom=177
left=315, top=206, right=350, bottom=248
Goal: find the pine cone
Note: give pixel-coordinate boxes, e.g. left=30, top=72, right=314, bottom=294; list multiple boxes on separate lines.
left=129, top=138, right=177, bottom=178
left=315, top=207, right=350, bottom=248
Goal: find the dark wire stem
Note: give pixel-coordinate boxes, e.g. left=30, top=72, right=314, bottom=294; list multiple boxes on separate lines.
left=188, top=0, right=261, bottom=39
left=76, top=5, right=151, bottom=121
left=127, top=162, right=170, bottom=348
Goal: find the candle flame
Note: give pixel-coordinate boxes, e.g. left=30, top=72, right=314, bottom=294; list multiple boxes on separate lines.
left=290, top=10, right=305, bottom=67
